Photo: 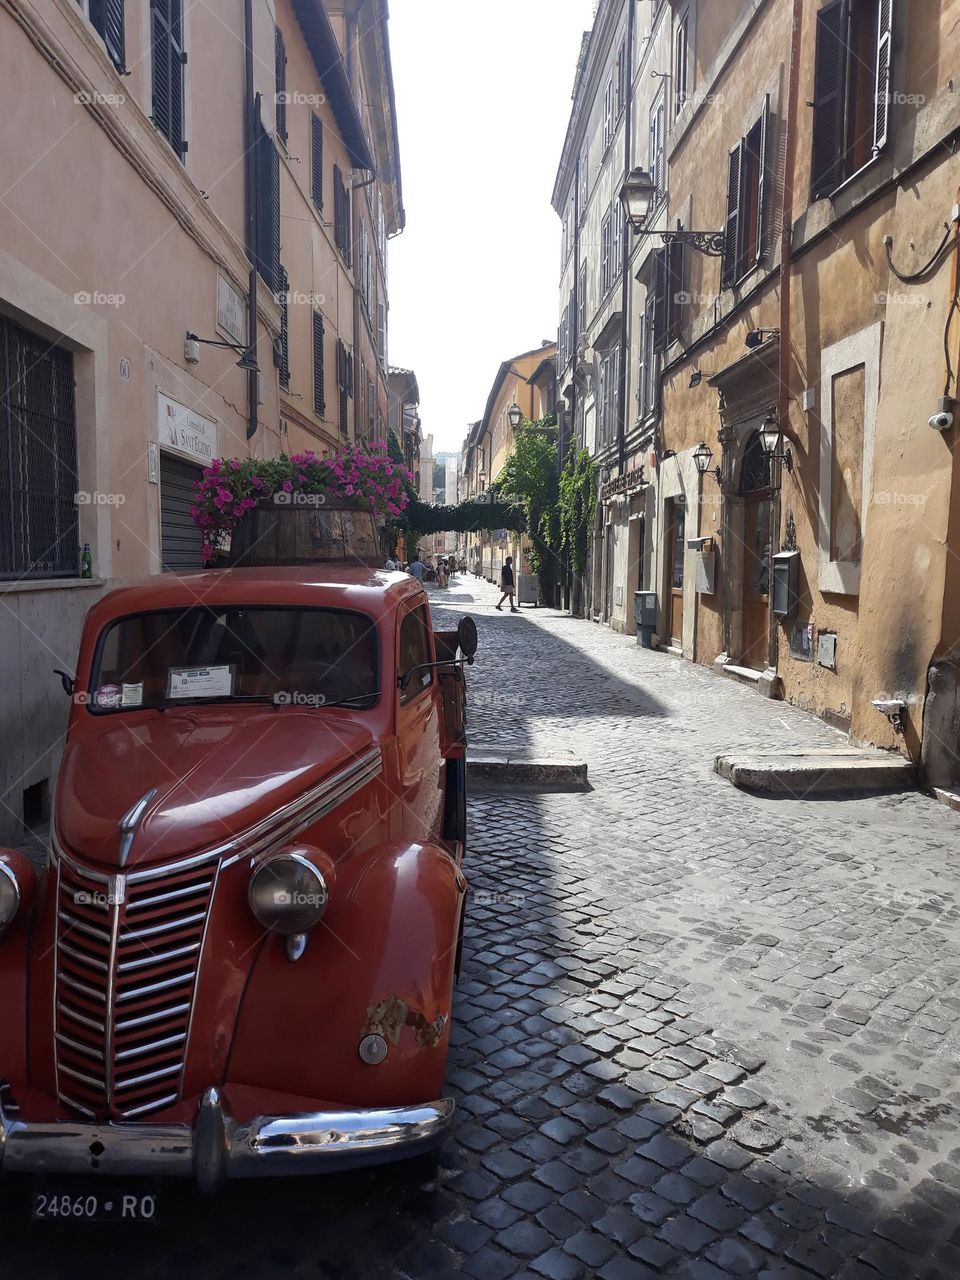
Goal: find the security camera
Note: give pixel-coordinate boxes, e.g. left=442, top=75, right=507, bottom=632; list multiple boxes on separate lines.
left=929, top=397, right=956, bottom=431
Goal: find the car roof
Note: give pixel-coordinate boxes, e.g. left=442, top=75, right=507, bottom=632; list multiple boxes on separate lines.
left=85, top=566, right=425, bottom=629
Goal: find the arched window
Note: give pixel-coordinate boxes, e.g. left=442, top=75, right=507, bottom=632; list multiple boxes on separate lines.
left=739, top=430, right=772, bottom=495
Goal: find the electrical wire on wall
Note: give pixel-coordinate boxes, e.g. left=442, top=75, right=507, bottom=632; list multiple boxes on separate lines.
left=883, top=213, right=960, bottom=397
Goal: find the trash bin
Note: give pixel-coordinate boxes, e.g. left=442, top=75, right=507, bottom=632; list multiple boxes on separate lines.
left=634, top=591, right=657, bottom=649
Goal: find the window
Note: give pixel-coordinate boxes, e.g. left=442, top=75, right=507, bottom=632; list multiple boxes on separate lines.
left=275, top=27, right=287, bottom=143
left=358, top=220, right=371, bottom=311
left=721, top=97, right=771, bottom=288
left=613, top=198, right=625, bottom=279
left=649, top=88, right=666, bottom=203
left=150, top=0, right=185, bottom=158
left=255, top=116, right=281, bottom=293
left=810, top=0, right=893, bottom=199
left=333, top=165, right=352, bottom=264
left=652, top=242, right=684, bottom=351
left=600, top=210, right=612, bottom=294
left=368, top=378, right=376, bottom=437
left=337, top=340, right=353, bottom=436
left=643, top=289, right=657, bottom=415
left=376, top=301, right=386, bottom=364
left=312, top=310, right=325, bottom=417
left=311, top=114, right=323, bottom=210
left=578, top=259, right=587, bottom=333
left=615, top=40, right=627, bottom=117
left=603, top=75, right=614, bottom=149
left=597, top=348, right=620, bottom=448
left=93, top=607, right=379, bottom=711
left=674, top=10, right=689, bottom=117
left=80, top=0, right=126, bottom=72
left=0, top=316, right=78, bottom=579
left=279, top=265, right=290, bottom=389
left=578, top=150, right=588, bottom=217
left=636, top=310, right=646, bottom=418
left=398, top=604, right=433, bottom=704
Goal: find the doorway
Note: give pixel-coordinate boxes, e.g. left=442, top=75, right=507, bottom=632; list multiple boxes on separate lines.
left=666, top=498, right=685, bottom=647
left=160, top=451, right=205, bottom=572
left=739, top=433, right=773, bottom=670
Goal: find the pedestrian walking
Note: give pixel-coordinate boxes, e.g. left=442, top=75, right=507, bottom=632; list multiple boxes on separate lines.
left=384, top=555, right=397, bottom=571
left=409, top=557, right=426, bottom=581
left=496, top=556, right=519, bottom=612
left=473, top=558, right=482, bottom=578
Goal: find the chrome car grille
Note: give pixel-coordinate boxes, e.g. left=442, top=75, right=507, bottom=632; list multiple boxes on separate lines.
left=54, top=851, right=220, bottom=1121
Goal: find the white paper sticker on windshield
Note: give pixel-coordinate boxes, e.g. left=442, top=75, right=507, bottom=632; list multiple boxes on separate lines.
left=167, top=665, right=235, bottom=700
left=121, top=682, right=143, bottom=707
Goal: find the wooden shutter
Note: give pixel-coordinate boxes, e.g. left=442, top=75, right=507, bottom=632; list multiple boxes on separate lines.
left=90, top=0, right=126, bottom=72
left=666, top=239, right=684, bottom=345
left=873, top=0, right=893, bottom=156
left=311, top=114, right=323, bottom=209
left=755, top=95, right=772, bottom=266
left=312, top=311, right=325, bottom=416
left=279, top=265, right=290, bottom=388
left=275, top=27, right=287, bottom=143
left=255, top=113, right=280, bottom=293
left=721, top=141, right=742, bottom=288
left=810, top=0, right=849, bottom=200
left=151, top=0, right=185, bottom=157
left=652, top=248, right=669, bottom=352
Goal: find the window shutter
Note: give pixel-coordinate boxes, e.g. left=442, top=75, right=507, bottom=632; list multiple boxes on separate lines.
left=652, top=248, right=669, bottom=352
left=90, top=0, right=126, bottom=72
left=666, top=239, right=684, bottom=345
left=755, top=94, right=772, bottom=265
left=810, top=0, right=848, bottom=200
left=721, top=141, right=742, bottom=288
left=312, top=310, right=325, bottom=416
left=275, top=27, right=287, bottom=143
left=254, top=112, right=280, bottom=294
left=270, top=134, right=280, bottom=291
left=151, top=0, right=185, bottom=158
left=311, top=114, right=323, bottom=209
left=279, top=266, right=290, bottom=388
left=873, top=0, right=893, bottom=156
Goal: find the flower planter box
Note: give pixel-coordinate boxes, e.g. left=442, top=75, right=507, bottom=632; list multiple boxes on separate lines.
left=227, top=498, right=382, bottom=567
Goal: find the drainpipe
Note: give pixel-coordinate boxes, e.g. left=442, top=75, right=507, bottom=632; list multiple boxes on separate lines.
left=243, top=0, right=259, bottom=440
left=769, top=0, right=804, bottom=666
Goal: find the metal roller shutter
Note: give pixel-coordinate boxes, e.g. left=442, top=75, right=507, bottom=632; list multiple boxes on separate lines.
left=159, top=451, right=203, bottom=572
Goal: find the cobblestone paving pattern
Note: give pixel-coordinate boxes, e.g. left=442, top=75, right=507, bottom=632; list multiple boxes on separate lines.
left=4, top=575, right=960, bottom=1279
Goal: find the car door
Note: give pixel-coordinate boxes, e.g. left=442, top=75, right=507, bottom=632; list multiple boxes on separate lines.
left=395, top=598, right=443, bottom=841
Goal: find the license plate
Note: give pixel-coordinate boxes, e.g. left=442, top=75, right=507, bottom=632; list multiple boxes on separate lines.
left=32, top=1183, right=158, bottom=1223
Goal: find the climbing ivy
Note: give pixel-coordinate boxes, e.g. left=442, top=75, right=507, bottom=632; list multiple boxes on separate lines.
left=558, top=445, right=597, bottom=577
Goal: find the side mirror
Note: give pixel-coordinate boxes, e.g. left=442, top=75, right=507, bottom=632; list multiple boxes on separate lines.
left=53, top=669, right=75, bottom=696
left=457, top=616, right=478, bottom=660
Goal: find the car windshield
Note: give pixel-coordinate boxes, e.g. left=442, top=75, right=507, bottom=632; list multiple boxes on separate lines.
left=90, top=606, right=379, bottom=712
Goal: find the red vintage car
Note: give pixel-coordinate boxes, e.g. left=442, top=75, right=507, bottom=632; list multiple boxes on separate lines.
left=0, top=554, right=476, bottom=1213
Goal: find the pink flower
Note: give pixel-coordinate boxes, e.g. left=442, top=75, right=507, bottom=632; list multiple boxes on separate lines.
left=230, top=460, right=240, bottom=471
left=251, top=475, right=263, bottom=489
left=282, top=479, right=293, bottom=492
left=387, top=502, right=399, bottom=515
left=233, top=505, right=244, bottom=517
left=344, top=484, right=355, bottom=495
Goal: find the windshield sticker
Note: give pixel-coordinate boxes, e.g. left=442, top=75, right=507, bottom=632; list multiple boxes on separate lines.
left=121, top=682, right=144, bottom=708
left=94, top=684, right=122, bottom=710
left=167, top=665, right=235, bottom=700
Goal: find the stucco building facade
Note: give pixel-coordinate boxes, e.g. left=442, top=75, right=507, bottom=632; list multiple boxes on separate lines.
left=0, top=0, right=403, bottom=842
left=652, top=0, right=960, bottom=775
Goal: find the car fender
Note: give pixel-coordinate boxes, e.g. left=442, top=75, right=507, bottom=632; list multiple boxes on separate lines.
left=225, top=840, right=466, bottom=1113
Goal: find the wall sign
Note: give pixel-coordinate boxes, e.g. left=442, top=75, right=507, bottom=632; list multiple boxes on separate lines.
left=157, top=392, right=219, bottom=464
left=217, top=273, right=245, bottom=345
left=789, top=621, right=814, bottom=662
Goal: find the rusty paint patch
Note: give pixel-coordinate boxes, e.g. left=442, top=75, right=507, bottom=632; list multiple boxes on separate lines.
left=364, top=996, right=447, bottom=1049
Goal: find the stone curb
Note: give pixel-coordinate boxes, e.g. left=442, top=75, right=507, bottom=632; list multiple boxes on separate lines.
left=467, top=750, right=588, bottom=789
left=715, top=749, right=915, bottom=796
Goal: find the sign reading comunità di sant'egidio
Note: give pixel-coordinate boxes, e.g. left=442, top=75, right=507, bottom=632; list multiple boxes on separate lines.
left=157, top=391, right=219, bottom=465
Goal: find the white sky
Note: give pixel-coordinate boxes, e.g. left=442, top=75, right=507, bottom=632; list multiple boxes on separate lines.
left=387, top=0, right=596, bottom=455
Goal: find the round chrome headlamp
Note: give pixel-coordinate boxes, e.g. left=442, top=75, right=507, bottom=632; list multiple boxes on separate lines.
left=0, top=861, right=22, bottom=930
left=248, top=852, right=329, bottom=936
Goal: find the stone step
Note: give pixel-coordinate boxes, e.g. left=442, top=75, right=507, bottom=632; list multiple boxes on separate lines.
left=714, top=748, right=915, bottom=796
left=467, top=748, right=588, bottom=790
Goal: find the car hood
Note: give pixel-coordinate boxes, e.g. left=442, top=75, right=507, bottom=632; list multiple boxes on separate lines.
left=54, top=708, right=375, bottom=869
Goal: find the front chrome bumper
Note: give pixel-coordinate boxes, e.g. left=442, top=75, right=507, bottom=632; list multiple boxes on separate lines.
left=0, top=1090, right=454, bottom=1191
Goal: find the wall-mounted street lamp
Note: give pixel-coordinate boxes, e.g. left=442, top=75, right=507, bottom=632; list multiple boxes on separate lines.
left=760, top=407, right=793, bottom=476
left=693, top=440, right=723, bottom=488
left=185, top=331, right=260, bottom=373
left=618, top=168, right=725, bottom=257
left=507, top=403, right=523, bottom=430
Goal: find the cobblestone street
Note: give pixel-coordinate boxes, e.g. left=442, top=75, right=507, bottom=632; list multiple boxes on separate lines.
left=6, top=574, right=960, bottom=1279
